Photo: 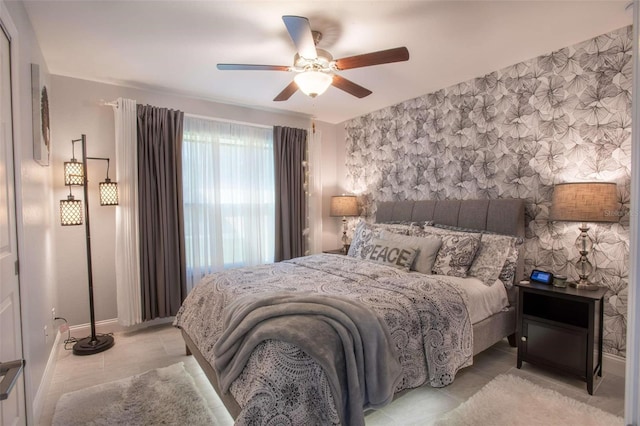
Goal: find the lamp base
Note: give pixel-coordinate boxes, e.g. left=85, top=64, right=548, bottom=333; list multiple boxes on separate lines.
left=73, top=335, right=115, bottom=356
left=569, top=281, right=600, bottom=291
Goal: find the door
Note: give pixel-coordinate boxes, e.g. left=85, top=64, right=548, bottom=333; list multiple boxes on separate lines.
left=0, top=19, right=25, bottom=426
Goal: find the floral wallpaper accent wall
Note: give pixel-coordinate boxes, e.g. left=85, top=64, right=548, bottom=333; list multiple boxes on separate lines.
left=344, top=27, right=631, bottom=356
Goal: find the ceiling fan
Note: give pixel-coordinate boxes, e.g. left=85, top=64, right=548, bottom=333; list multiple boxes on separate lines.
left=217, top=15, right=410, bottom=101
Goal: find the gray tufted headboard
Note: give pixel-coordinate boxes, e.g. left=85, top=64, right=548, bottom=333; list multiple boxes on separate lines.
left=375, top=199, right=526, bottom=286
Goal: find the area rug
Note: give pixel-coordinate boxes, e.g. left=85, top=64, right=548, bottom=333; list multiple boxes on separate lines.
left=434, top=374, right=623, bottom=426
left=52, top=362, right=216, bottom=426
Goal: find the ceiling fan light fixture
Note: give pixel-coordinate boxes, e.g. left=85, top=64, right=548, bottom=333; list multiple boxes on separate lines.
left=294, top=71, right=333, bottom=98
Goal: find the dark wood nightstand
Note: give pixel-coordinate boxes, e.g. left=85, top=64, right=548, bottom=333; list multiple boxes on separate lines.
left=516, top=281, right=607, bottom=395
left=323, top=248, right=347, bottom=255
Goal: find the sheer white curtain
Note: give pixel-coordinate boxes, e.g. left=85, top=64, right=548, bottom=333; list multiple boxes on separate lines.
left=114, top=97, right=142, bottom=326
left=182, top=115, right=275, bottom=291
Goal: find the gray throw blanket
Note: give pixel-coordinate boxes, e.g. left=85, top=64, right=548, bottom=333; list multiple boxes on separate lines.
left=213, top=292, right=403, bottom=426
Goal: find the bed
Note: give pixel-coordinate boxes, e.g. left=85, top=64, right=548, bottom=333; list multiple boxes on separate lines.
left=174, top=198, right=525, bottom=425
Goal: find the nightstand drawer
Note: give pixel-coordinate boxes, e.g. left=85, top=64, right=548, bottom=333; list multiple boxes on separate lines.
left=521, top=318, right=587, bottom=375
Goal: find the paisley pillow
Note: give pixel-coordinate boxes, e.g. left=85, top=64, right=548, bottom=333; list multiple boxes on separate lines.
left=431, top=234, right=481, bottom=277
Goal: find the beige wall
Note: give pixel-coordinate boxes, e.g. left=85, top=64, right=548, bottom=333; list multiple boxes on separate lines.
left=2, top=0, right=56, bottom=421
left=313, top=120, right=350, bottom=251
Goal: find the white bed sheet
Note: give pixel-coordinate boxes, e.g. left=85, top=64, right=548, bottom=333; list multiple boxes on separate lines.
left=426, top=275, right=509, bottom=324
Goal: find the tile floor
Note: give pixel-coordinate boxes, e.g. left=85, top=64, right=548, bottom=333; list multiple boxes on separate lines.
left=39, top=323, right=625, bottom=425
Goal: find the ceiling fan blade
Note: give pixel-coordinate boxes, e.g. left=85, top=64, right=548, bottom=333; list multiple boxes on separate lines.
left=282, top=15, right=317, bottom=60
left=332, top=75, right=372, bottom=98
left=217, top=64, right=290, bottom=71
left=334, top=47, right=410, bottom=70
left=274, top=81, right=299, bottom=101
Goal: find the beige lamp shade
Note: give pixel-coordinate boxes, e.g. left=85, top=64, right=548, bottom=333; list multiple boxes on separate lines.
left=330, top=195, right=359, bottom=217
left=550, top=182, right=618, bottom=223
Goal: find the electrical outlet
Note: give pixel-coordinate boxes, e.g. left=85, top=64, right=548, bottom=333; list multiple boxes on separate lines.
left=44, top=325, right=48, bottom=343
left=51, top=307, right=56, bottom=321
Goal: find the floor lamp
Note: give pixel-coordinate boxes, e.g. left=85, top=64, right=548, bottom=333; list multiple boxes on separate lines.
left=60, top=134, right=119, bottom=355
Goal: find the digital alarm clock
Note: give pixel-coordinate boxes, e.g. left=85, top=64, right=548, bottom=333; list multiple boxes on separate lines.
left=530, top=269, right=554, bottom=285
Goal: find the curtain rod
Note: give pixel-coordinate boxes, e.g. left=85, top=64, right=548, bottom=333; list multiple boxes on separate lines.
left=185, top=113, right=273, bottom=130
left=99, top=99, right=118, bottom=108
left=100, top=100, right=272, bottom=130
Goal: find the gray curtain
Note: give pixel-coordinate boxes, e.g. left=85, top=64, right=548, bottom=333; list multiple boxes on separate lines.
left=274, top=126, right=308, bottom=261
left=137, top=104, right=186, bottom=320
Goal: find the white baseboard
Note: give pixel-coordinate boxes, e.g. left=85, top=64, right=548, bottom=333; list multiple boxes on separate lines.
left=67, top=318, right=123, bottom=338
left=603, top=352, right=626, bottom=378
left=67, top=316, right=175, bottom=338
left=35, top=317, right=174, bottom=423
left=33, top=330, right=62, bottom=424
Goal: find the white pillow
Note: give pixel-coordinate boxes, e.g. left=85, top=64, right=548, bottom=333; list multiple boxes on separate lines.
left=380, top=231, right=442, bottom=274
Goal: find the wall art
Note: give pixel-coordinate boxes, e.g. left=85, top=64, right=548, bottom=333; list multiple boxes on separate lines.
left=31, top=63, right=50, bottom=166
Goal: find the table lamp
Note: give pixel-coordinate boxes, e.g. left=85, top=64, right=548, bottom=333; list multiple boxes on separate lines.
left=330, top=195, right=359, bottom=253
left=549, top=182, right=618, bottom=290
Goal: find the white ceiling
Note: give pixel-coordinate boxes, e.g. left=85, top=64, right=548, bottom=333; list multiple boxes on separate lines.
left=23, top=1, right=632, bottom=124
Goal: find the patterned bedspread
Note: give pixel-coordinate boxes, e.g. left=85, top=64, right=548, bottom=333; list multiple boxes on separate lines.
left=174, top=254, right=473, bottom=425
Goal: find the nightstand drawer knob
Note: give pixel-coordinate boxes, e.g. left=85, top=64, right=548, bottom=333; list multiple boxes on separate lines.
left=521, top=336, right=527, bottom=342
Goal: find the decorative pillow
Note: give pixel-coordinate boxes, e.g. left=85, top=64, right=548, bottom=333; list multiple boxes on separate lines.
left=431, top=234, right=481, bottom=277
left=468, top=234, right=516, bottom=286
left=498, top=238, right=523, bottom=288
left=383, top=220, right=434, bottom=228
left=365, top=238, right=418, bottom=271
left=430, top=222, right=525, bottom=247
left=432, top=223, right=497, bottom=234
left=376, top=222, right=416, bottom=235
left=379, top=220, right=417, bottom=226
left=427, top=222, right=493, bottom=234
left=413, top=223, right=479, bottom=238
left=380, top=231, right=442, bottom=274
left=347, top=220, right=415, bottom=259
left=424, top=222, right=523, bottom=286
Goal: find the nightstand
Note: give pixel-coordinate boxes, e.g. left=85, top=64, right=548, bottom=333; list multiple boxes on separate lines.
left=323, top=248, right=347, bottom=255
left=516, top=281, right=607, bottom=395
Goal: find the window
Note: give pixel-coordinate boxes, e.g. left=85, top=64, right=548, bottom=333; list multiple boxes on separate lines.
left=182, top=116, right=274, bottom=290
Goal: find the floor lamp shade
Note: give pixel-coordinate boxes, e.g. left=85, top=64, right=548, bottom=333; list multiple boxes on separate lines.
left=550, top=182, right=618, bottom=290
left=60, top=195, right=83, bottom=226
left=99, top=179, right=119, bottom=206
left=64, top=160, right=84, bottom=186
